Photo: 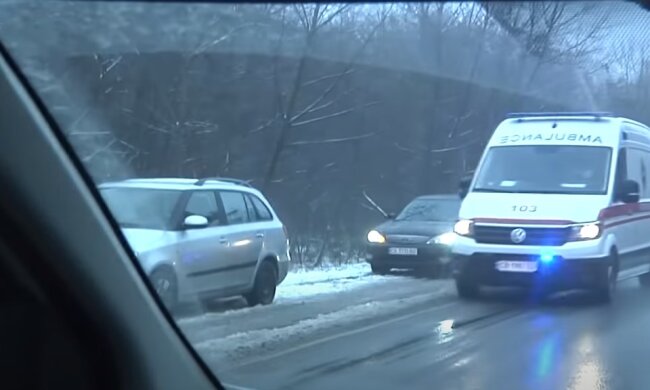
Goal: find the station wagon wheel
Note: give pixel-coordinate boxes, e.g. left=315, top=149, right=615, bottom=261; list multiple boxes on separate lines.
left=150, top=267, right=178, bottom=311
left=245, top=261, right=277, bottom=306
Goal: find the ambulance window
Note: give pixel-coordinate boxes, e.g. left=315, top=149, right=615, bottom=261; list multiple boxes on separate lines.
left=615, top=148, right=628, bottom=197
left=626, top=148, right=649, bottom=199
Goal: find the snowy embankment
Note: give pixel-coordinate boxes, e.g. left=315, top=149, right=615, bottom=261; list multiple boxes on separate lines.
left=276, top=262, right=383, bottom=302
left=178, top=262, right=454, bottom=367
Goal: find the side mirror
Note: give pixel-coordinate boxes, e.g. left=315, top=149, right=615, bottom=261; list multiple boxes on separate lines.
left=617, top=179, right=640, bottom=203
left=458, top=176, right=471, bottom=200
left=183, top=215, right=209, bottom=229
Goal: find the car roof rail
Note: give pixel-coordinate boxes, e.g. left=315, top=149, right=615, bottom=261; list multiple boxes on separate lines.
left=195, top=177, right=253, bottom=187
left=507, top=112, right=613, bottom=121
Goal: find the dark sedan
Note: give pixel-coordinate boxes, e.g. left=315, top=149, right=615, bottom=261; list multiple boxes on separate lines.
left=366, top=195, right=460, bottom=276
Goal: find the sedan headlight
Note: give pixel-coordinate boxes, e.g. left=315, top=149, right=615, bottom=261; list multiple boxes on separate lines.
left=427, top=232, right=457, bottom=246
left=569, top=222, right=601, bottom=241
left=367, top=230, right=386, bottom=244
left=453, top=219, right=473, bottom=237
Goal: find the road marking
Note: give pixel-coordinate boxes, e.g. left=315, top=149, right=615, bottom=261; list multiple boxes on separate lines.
left=222, top=383, right=257, bottom=390
left=230, top=299, right=456, bottom=370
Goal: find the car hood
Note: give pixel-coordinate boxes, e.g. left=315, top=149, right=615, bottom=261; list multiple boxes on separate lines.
left=375, top=220, right=454, bottom=237
left=120, top=228, right=176, bottom=254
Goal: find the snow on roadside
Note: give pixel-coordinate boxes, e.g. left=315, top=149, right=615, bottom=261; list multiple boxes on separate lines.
left=178, top=262, right=387, bottom=325
left=282, top=262, right=371, bottom=286
left=276, top=262, right=387, bottom=302
left=179, top=263, right=454, bottom=365
left=192, top=288, right=448, bottom=364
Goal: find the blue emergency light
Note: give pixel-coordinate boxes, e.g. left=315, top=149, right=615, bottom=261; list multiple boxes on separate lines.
left=539, top=249, right=555, bottom=263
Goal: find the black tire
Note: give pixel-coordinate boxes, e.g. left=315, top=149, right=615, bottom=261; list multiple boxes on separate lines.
left=245, top=261, right=278, bottom=306
left=594, top=253, right=618, bottom=304
left=639, top=272, right=650, bottom=287
left=456, top=278, right=479, bottom=299
left=371, top=263, right=390, bottom=275
left=150, top=267, right=178, bottom=310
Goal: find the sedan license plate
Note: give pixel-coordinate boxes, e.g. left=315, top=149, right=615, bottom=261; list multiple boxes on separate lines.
left=495, top=260, right=538, bottom=273
left=388, top=247, right=418, bottom=256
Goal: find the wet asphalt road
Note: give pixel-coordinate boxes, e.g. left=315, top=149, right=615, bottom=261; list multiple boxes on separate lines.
left=220, top=278, right=650, bottom=390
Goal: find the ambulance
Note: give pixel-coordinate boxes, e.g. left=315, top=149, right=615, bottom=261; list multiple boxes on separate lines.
left=452, top=112, right=650, bottom=302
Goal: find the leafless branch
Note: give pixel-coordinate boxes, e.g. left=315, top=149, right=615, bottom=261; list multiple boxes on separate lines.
left=362, top=190, right=389, bottom=218
left=248, top=114, right=281, bottom=135
left=302, top=69, right=356, bottom=87
left=117, top=139, right=139, bottom=152
left=303, top=100, right=336, bottom=115
left=291, top=7, right=391, bottom=124
left=104, top=56, right=122, bottom=75
left=146, top=124, right=170, bottom=134
left=292, top=101, right=380, bottom=127
left=294, top=4, right=312, bottom=31
left=82, top=139, right=117, bottom=163
left=67, top=107, right=92, bottom=134
left=430, top=139, right=480, bottom=153
left=287, top=132, right=374, bottom=147
left=290, top=80, right=342, bottom=123
left=191, top=23, right=262, bottom=56
left=317, top=5, right=351, bottom=31
left=394, top=142, right=425, bottom=153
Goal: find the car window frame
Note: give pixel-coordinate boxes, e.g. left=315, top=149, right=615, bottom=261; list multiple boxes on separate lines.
left=248, top=194, right=274, bottom=222
left=216, top=190, right=250, bottom=226
left=176, top=190, right=226, bottom=229
left=243, top=194, right=258, bottom=223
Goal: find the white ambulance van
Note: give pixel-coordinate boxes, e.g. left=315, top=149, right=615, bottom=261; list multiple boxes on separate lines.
left=452, top=112, right=650, bottom=302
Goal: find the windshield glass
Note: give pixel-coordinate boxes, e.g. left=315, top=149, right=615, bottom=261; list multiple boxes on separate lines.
left=473, top=146, right=612, bottom=194
left=3, top=1, right=650, bottom=389
left=396, top=199, right=460, bottom=221
left=100, top=188, right=181, bottom=230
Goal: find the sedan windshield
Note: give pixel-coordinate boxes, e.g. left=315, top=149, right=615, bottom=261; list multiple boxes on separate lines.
left=473, top=146, right=612, bottom=194
left=396, top=199, right=461, bottom=222
left=100, top=188, right=181, bottom=230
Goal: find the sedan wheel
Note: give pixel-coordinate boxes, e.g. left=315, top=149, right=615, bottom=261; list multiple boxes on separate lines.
left=371, top=264, right=390, bottom=275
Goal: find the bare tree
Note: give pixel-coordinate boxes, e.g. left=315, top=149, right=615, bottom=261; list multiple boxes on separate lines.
left=603, top=43, right=650, bottom=123
left=260, top=4, right=391, bottom=190
left=485, top=2, right=609, bottom=84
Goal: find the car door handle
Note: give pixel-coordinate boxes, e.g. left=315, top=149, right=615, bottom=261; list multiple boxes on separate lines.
left=219, top=237, right=229, bottom=245
left=256, top=232, right=265, bottom=238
